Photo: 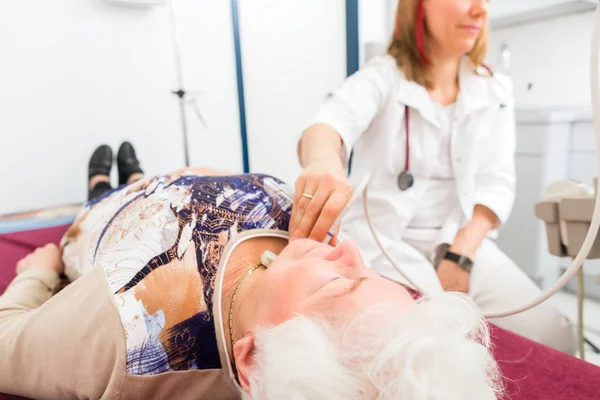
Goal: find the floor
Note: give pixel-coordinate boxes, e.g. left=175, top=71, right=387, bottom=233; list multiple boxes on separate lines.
left=551, top=290, right=600, bottom=365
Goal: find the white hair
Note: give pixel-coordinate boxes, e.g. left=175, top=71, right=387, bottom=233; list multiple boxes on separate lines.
left=242, top=292, right=502, bottom=400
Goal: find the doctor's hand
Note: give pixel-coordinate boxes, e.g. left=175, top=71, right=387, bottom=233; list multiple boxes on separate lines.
left=436, top=260, right=470, bottom=294
left=289, top=158, right=352, bottom=242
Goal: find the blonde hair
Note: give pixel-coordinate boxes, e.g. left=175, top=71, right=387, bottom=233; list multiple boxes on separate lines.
left=243, top=292, right=503, bottom=400
left=388, top=0, right=489, bottom=88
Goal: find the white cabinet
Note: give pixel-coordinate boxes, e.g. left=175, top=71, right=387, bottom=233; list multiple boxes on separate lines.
left=491, top=0, right=597, bottom=28
left=496, top=108, right=595, bottom=289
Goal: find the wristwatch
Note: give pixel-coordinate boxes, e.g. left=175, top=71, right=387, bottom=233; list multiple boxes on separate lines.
left=443, top=251, right=473, bottom=273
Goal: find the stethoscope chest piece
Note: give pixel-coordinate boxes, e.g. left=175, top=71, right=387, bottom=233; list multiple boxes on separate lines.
left=397, top=171, right=414, bottom=191
left=398, top=104, right=415, bottom=192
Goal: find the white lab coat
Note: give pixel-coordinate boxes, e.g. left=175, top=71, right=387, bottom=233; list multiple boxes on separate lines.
left=311, top=55, right=516, bottom=295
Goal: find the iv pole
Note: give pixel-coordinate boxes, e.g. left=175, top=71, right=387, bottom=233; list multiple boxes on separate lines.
left=168, top=0, right=206, bottom=167
left=168, top=0, right=190, bottom=167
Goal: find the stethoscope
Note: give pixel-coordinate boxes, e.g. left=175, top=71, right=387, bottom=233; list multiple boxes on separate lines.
left=396, top=64, right=496, bottom=193
left=397, top=105, right=416, bottom=191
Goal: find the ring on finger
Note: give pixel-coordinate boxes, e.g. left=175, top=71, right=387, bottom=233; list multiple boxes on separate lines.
left=301, top=193, right=314, bottom=200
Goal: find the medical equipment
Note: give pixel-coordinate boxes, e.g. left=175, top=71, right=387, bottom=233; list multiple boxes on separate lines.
left=362, top=176, right=431, bottom=292
left=536, top=185, right=599, bottom=358
left=168, top=0, right=207, bottom=167
left=397, top=105, right=415, bottom=191
left=356, top=2, right=600, bottom=317
left=169, top=0, right=191, bottom=167
left=323, top=173, right=372, bottom=245
left=261, top=250, right=277, bottom=267
left=478, top=2, right=600, bottom=318
left=397, top=100, right=459, bottom=192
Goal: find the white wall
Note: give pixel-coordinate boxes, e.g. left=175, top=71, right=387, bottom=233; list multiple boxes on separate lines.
left=359, top=0, right=390, bottom=66
left=488, top=11, right=595, bottom=108
left=0, top=0, right=349, bottom=215
left=0, top=0, right=242, bottom=215
left=239, top=0, right=347, bottom=185
left=359, top=0, right=396, bottom=65
left=360, top=0, right=388, bottom=44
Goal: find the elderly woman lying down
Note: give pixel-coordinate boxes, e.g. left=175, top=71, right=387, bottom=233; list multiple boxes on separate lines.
left=0, top=147, right=501, bottom=400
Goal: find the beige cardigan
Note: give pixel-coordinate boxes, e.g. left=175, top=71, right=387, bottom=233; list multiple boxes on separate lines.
left=0, top=266, right=239, bottom=400
left=0, top=173, right=295, bottom=399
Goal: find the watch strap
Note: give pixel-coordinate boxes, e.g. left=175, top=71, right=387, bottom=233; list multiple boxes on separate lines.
left=443, top=251, right=473, bottom=273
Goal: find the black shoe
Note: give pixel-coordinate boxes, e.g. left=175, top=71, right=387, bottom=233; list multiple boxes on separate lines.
left=88, top=145, right=113, bottom=180
left=117, top=141, right=144, bottom=185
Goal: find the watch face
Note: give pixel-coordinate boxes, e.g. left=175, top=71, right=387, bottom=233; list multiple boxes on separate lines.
left=397, top=171, right=414, bottom=191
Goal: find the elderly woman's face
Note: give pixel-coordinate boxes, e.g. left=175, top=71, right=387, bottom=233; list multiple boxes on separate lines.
left=253, top=239, right=415, bottom=325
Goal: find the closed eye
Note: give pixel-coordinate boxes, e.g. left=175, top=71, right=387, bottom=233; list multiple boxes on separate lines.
left=325, top=276, right=368, bottom=299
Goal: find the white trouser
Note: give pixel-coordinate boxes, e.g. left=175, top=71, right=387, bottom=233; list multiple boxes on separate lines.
left=405, top=237, right=576, bottom=355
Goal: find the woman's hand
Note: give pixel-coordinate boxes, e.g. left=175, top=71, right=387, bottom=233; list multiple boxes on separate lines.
left=16, top=244, right=64, bottom=276
left=435, top=204, right=498, bottom=293
left=289, top=157, right=352, bottom=242
left=436, top=259, right=470, bottom=293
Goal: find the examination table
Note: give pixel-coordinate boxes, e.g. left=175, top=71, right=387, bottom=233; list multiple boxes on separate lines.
left=1, top=217, right=600, bottom=400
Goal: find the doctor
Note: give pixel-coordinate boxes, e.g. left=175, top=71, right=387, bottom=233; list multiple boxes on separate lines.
left=291, top=0, right=575, bottom=353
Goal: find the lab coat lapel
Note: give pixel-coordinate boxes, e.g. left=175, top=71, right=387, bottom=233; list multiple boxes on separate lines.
left=394, top=59, right=500, bottom=129
left=395, top=57, right=508, bottom=126
left=456, top=57, right=495, bottom=123
left=395, top=73, right=441, bottom=129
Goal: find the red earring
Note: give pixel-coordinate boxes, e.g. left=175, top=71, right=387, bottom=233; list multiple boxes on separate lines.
left=416, top=0, right=430, bottom=64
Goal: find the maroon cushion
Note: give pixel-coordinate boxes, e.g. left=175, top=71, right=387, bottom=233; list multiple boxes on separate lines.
left=1, top=226, right=600, bottom=399
left=492, top=324, right=600, bottom=399
left=0, top=225, right=68, bottom=400
left=0, top=225, right=69, bottom=294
